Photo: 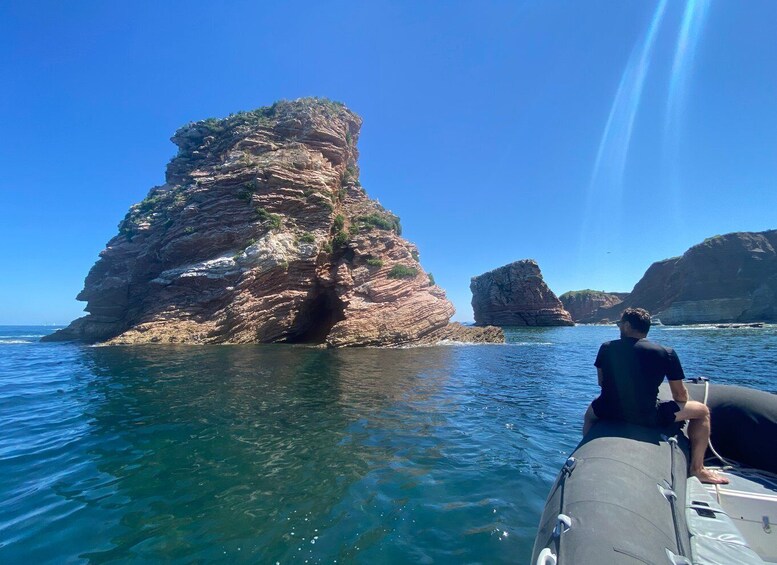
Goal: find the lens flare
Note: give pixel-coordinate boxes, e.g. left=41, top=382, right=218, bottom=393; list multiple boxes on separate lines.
left=591, top=0, right=669, bottom=193
left=578, top=0, right=669, bottom=271
left=664, top=0, right=712, bottom=231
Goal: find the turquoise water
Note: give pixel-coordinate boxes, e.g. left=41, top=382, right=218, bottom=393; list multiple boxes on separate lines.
left=1, top=324, right=775, bottom=563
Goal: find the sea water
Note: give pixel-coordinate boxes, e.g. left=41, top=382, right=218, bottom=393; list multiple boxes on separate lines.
left=1, top=324, right=775, bottom=563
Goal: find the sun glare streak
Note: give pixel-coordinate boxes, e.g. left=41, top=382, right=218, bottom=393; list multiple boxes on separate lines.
left=664, top=0, right=712, bottom=231
left=590, top=0, right=669, bottom=193
left=578, top=0, right=669, bottom=276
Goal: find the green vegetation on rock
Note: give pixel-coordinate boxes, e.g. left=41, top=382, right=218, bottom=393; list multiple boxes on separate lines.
left=238, top=180, right=260, bottom=201
left=559, top=289, right=612, bottom=299
left=118, top=185, right=199, bottom=242
left=388, top=265, right=418, bottom=279
left=353, top=211, right=402, bottom=235
left=137, top=192, right=165, bottom=214
left=173, top=98, right=350, bottom=158
left=255, top=207, right=282, bottom=230
left=118, top=222, right=134, bottom=241
left=366, top=258, right=384, bottom=267
left=332, top=231, right=349, bottom=247
left=341, top=165, right=359, bottom=186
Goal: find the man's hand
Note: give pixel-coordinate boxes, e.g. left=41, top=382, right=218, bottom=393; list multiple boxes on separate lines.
left=669, top=379, right=689, bottom=402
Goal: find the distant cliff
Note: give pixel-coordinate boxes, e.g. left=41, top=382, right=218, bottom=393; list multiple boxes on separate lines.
left=559, top=290, right=629, bottom=323
left=596, top=230, right=777, bottom=325
left=45, top=98, right=502, bottom=346
left=470, top=260, right=573, bottom=326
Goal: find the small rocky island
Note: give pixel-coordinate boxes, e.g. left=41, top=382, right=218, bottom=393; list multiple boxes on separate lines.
left=470, top=260, right=573, bottom=326
left=559, top=290, right=629, bottom=323
left=45, top=98, right=503, bottom=347
left=595, top=230, right=777, bottom=325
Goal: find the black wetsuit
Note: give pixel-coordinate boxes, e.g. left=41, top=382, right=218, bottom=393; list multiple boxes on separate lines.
left=592, top=337, right=685, bottom=427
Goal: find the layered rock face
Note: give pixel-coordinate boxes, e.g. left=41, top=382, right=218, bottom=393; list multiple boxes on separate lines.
left=471, top=260, right=573, bottom=326
left=559, top=290, right=629, bottom=323
left=45, top=98, right=502, bottom=346
left=596, top=230, right=777, bottom=325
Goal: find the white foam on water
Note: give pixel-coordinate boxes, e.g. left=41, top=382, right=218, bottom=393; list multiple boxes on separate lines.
left=659, top=324, right=771, bottom=331
left=0, top=335, right=45, bottom=338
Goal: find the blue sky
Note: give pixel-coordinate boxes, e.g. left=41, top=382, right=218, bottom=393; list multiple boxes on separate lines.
left=1, top=0, right=776, bottom=325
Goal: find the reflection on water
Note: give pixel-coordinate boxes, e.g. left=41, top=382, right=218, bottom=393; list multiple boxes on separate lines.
left=79, top=346, right=473, bottom=563
left=0, top=325, right=774, bottom=563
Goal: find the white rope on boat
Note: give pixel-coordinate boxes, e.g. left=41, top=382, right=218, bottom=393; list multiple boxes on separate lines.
left=702, top=379, right=737, bottom=469
left=701, top=378, right=777, bottom=493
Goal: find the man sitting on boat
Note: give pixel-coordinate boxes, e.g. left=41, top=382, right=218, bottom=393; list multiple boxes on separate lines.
left=583, top=307, right=729, bottom=484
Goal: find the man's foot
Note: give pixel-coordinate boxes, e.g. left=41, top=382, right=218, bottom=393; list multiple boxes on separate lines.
left=693, top=468, right=730, bottom=484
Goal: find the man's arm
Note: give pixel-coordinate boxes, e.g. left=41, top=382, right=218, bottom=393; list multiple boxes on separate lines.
left=594, top=343, right=606, bottom=387
left=669, top=379, right=689, bottom=402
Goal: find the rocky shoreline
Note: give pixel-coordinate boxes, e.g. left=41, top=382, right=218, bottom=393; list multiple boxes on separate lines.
left=593, top=231, right=777, bottom=325
left=41, top=99, right=775, bottom=342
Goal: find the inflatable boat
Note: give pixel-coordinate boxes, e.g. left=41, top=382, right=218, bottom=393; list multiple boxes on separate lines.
left=532, top=380, right=777, bottom=564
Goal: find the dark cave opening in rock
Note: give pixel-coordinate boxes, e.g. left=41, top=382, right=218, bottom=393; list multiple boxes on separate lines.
left=341, top=247, right=355, bottom=263
left=286, top=286, right=346, bottom=344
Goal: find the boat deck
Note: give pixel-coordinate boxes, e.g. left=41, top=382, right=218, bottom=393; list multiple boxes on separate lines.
left=689, top=464, right=777, bottom=564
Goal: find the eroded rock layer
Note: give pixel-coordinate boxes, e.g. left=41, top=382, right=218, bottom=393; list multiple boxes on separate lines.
left=595, top=230, right=777, bottom=325
left=45, top=98, right=503, bottom=347
left=470, top=260, right=573, bottom=326
left=559, top=290, right=629, bottom=323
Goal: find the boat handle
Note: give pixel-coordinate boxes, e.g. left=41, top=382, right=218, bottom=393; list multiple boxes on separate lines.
left=658, top=484, right=677, bottom=501
left=764, top=515, right=771, bottom=533
left=536, top=548, right=557, bottom=565
left=553, top=514, right=571, bottom=538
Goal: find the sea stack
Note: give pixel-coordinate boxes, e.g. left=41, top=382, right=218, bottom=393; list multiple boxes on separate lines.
left=596, top=230, right=777, bottom=325
left=470, top=260, right=573, bottom=326
left=45, top=98, right=503, bottom=347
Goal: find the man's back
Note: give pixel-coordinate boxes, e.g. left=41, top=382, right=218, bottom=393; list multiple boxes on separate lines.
left=583, top=307, right=729, bottom=483
left=592, top=337, right=685, bottom=426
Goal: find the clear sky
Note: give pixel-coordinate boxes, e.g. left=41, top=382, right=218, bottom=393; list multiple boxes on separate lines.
left=1, top=0, right=776, bottom=325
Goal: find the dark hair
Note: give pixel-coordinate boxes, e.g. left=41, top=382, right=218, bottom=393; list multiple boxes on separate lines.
left=621, top=307, right=651, bottom=334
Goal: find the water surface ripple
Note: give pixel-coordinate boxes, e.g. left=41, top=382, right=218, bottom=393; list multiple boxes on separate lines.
left=1, top=325, right=774, bottom=563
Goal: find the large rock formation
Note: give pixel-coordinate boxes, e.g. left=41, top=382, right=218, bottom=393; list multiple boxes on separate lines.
left=45, top=98, right=502, bottom=347
left=559, top=290, right=629, bottom=323
left=596, top=230, right=777, bottom=325
left=470, top=260, right=574, bottom=326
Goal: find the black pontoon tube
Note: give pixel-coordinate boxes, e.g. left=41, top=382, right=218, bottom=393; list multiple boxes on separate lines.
left=680, top=381, right=777, bottom=475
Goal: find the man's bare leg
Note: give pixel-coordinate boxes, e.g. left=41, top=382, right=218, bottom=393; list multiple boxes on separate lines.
left=675, top=400, right=729, bottom=484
